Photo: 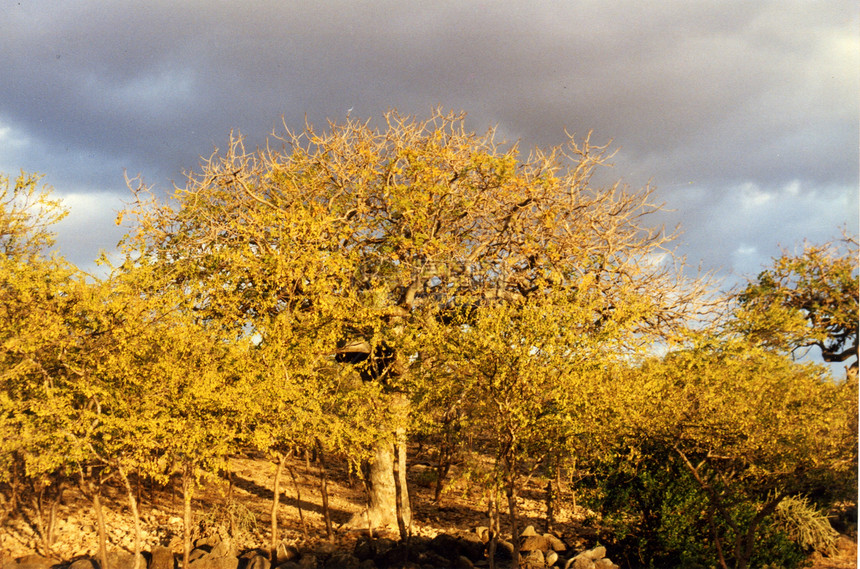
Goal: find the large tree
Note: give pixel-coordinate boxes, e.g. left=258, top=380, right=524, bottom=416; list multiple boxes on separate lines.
left=122, top=109, right=710, bottom=530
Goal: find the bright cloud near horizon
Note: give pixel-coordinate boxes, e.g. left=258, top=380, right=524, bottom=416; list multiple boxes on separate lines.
left=1, top=1, right=857, bottom=283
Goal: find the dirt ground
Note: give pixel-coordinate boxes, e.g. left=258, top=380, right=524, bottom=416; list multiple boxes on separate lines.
left=1, top=448, right=855, bottom=569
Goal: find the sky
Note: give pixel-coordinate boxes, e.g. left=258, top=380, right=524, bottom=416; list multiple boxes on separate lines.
left=1, top=1, right=858, bottom=288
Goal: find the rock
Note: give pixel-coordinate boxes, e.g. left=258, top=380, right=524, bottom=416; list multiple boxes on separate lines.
left=68, top=559, right=98, bottom=569
left=455, top=533, right=485, bottom=562
left=585, top=547, right=606, bottom=561
left=544, top=534, right=567, bottom=553
left=545, top=550, right=559, bottom=566
left=189, top=549, right=210, bottom=564
left=593, top=558, right=618, bottom=569
left=324, top=553, right=358, bottom=569
left=149, top=546, right=175, bottom=569
left=274, top=564, right=300, bottom=569
left=297, top=554, right=316, bottom=569
left=357, top=561, right=376, bottom=569
left=275, top=545, right=299, bottom=565
left=108, top=551, right=147, bottom=569
left=565, top=554, right=594, bottom=569
left=453, top=556, right=473, bottom=569
left=474, top=527, right=491, bottom=544
left=520, top=550, right=544, bottom=569
left=520, top=525, right=538, bottom=538
left=836, top=535, right=855, bottom=556
left=245, top=554, right=270, bottom=569
left=371, top=538, right=396, bottom=560
left=16, top=555, right=61, bottom=569
left=429, top=534, right=460, bottom=559
left=210, top=543, right=231, bottom=558
left=189, top=553, right=239, bottom=569
left=495, top=541, right=514, bottom=560
left=520, top=535, right=550, bottom=553
left=414, top=552, right=449, bottom=568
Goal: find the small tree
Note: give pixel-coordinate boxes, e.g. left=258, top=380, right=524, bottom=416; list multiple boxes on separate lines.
left=617, top=335, right=858, bottom=569
left=0, top=172, right=91, bottom=555
left=736, top=234, right=858, bottom=370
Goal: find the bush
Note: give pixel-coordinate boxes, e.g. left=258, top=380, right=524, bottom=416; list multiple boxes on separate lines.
left=770, top=495, right=839, bottom=556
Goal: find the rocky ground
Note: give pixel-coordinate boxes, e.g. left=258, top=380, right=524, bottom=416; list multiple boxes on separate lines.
left=0, top=449, right=855, bottom=569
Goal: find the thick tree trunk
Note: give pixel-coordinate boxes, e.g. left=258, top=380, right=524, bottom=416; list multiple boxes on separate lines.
left=362, top=440, right=411, bottom=529
left=350, top=394, right=412, bottom=530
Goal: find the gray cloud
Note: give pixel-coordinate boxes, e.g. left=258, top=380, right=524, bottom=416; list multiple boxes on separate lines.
left=1, top=0, right=857, bottom=277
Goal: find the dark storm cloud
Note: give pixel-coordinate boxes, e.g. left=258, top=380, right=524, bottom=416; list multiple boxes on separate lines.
left=1, top=0, right=857, bottom=276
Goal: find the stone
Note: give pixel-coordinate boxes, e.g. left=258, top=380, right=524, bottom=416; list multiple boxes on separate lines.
left=108, top=551, right=147, bottom=569
left=455, top=533, right=486, bottom=562
left=544, top=534, right=567, bottom=553
left=297, top=554, right=316, bottom=569
left=593, top=559, right=618, bottom=569
left=429, top=534, right=460, bottom=559
left=245, top=554, right=270, bottom=569
left=275, top=545, right=299, bottom=565
left=68, top=559, right=98, bottom=569
left=324, top=553, right=358, bottom=569
left=149, top=546, right=175, bottom=569
left=545, top=550, right=559, bottom=566
left=15, top=555, right=60, bottom=569
left=415, top=552, right=449, bottom=568
left=520, top=550, right=544, bottom=569
left=836, top=536, right=855, bottom=556
left=566, top=554, right=594, bottom=569
left=189, top=553, right=239, bottom=569
left=474, top=527, right=491, bottom=544
left=357, top=561, right=376, bottom=569
left=495, top=541, right=514, bottom=560
left=520, top=525, right=538, bottom=537
left=453, top=556, right=473, bottom=569
left=585, top=547, right=605, bottom=561
left=189, top=549, right=210, bottom=564
left=371, top=538, right=396, bottom=560
left=520, top=535, right=550, bottom=553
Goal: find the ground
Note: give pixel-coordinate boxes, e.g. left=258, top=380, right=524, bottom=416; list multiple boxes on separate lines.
left=1, top=448, right=855, bottom=569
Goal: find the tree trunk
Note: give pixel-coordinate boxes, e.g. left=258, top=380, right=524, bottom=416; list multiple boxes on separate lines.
left=270, top=454, right=285, bottom=559
left=182, top=468, right=194, bottom=569
left=506, top=483, right=520, bottom=568
left=393, top=443, right=409, bottom=542
left=350, top=394, right=412, bottom=530
left=93, top=489, right=110, bottom=569
left=285, top=464, right=308, bottom=538
left=488, top=490, right=499, bottom=569
left=46, top=482, right=65, bottom=553
left=119, top=468, right=143, bottom=569
left=544, top=479, right=554, bottom=534
left=315, top=441, right=334, bottom=541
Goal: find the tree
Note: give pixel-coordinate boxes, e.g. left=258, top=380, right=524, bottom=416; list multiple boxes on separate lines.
left=611, top=333, right=858, bottom=569
left=0, top=172, right=90, bottom=555
left=737, top=234, right=858, bottom=371
left=122, top=109, right=711, bottom=531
